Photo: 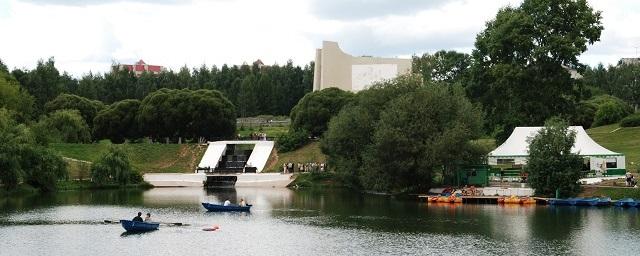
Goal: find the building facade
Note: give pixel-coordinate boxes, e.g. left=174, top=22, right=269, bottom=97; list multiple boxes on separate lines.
left=313, top=41, right=412, bottom=92
left=114, top=59, right=166, bottom=76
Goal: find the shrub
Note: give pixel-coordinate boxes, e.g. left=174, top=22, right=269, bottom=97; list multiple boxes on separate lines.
left=90, top=146, right=134, bottom=185
left=593, top=102, right=629, bottom=127
left=276, top=129, right=309, bottom=152
left=620, top=113, right=640, bottom=127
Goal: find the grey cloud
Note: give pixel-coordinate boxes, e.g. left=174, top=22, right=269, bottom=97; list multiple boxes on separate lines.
left=19, top=0, right=186, bottom=6
left=309, top=0, right=455, bottom=21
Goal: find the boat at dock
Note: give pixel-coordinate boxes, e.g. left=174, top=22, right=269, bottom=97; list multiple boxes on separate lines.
left=614, top=198, right=639, bottom=207
left=120, top=220, right=159, bottom=232
left=202, top=202, right=252, bottom=212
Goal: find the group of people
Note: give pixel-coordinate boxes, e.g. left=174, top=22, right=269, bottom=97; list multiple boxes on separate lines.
left=625, top=172, right=637, bottom=187
left=223, top=198, right=247, bottom=207
left=132, top=212, right=153, bottom=222
left=282, top=162, right=326, bottom=173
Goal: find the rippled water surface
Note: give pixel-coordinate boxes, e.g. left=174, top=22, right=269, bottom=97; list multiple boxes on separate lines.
left=1, top=187, right=640, bottom=255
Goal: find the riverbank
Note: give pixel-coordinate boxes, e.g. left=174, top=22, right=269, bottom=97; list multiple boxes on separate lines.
left=288, top=172, right=344, bottom=188
left=580, top=186, right=640, bottom=200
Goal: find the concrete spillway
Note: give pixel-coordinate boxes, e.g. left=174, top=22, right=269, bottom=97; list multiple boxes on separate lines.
left=197, top=140, right=274, bottom=173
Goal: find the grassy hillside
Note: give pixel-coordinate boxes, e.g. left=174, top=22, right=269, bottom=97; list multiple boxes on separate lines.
left=50, top=142, right=207, bottom=177
left=265, top=142, right=327, bottom=173
left=587, top=124, right=640, bottom=172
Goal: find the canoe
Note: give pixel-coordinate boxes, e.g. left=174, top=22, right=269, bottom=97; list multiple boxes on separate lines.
left=120, top=220, right=159, bottom=232
left=520, top=198, right=536, bottom=204
left=588, top=197, right=611, bottom=207
left=615, top=198, right=638, bottom=207
left=504, top=196, right=520, bottom=204
left=202, top=202, right=251, bottom=212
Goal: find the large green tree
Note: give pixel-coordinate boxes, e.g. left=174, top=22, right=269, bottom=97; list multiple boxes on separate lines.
left=290, top=87, right=355, bottom=137
left=45, top=93, right=105, bottom=128
left=93, top=99, right=142, bottom=143
left=0, top=67, right=35, bottom=121
left=526, top=118, right=583, bottom=197
left=412, top=50, right=471, bottom=84
left=323, top=75, right=484, bottom=192
left=138, top=88, right=236, bottom=141
left=467, top=0, right=603, bottom=143
left=33, top=110, right=91, bottom=143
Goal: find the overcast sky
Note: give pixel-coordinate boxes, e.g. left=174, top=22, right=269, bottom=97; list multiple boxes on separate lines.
left=1, top=0, right=639, bottom=76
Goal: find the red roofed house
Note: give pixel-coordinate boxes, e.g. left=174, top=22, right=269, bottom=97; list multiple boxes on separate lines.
left=114, top=59, right=166, bottom=76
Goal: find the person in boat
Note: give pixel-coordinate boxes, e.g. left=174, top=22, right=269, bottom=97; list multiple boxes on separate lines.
left=223, top=199, right=231, bottom=206
left=133, top=212, right=143, bottom=222
left=239, top=198, right=246, bottom=207
left=144, top=213, right=152, bottom=222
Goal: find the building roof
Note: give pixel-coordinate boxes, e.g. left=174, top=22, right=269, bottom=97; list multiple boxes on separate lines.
left=488, top=126, right=622, bottom=157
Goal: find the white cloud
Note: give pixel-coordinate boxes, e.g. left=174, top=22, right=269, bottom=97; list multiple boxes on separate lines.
left=0, top=0, right=637, bottom=76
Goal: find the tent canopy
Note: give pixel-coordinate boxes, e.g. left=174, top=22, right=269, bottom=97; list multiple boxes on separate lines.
left=488, top=126, right=622, bottom=157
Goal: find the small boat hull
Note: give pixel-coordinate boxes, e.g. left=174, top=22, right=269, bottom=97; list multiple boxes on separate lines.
left=615, top=198, right=639, bottom=207
left=202, top=202, right=251, bottom=212
left=120, top=220, right=159, bottom=232
left=549, top=199, right=572, bottom=206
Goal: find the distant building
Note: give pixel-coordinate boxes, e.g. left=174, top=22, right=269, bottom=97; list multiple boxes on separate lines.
left=114, top=59, right=166, bottom=76
left=253, top=59, right=265, bottom=68
left=620, top=58, right=640, bottom=65
left=313, top=41, right=412, bottom=92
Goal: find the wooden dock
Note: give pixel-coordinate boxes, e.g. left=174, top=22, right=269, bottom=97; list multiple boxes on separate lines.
left=418, top=195, right=551, bottom=204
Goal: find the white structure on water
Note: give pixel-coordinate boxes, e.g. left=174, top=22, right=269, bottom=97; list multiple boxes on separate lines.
left=488, top=126, right=625, bottom=174
left=197, top=140, right=274, bottom=173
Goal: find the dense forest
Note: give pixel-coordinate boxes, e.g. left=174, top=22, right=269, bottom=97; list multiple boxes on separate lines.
left=7, top=58, right=313, bottom=118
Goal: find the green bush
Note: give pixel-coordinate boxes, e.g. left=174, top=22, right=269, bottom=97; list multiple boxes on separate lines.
left=276, top=129, right=309, bottom=152
left=620, top=113, right=640, bottom=127
left=593, top=102, right=629, bottom=127
left=90, top=146, right=134, bottom=185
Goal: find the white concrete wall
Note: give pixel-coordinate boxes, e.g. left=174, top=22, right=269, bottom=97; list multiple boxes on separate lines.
left=144, top=173, right=206, bottom=187
left=197, top=140, right=274, bottom=173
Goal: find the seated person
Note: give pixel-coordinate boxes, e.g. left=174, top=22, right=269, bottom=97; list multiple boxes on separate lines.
left=132, top=212, right=143, bottom=222
left=144, top=213, right=152, bottom=222
left=223, top=199, right=231, bottom=206
left=239, top=198, right=246, bottom=207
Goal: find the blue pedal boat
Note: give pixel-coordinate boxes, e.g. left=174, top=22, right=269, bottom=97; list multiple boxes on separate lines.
left=202, top=202, right=251, bottom=212
left=120, top=220, right=160, bottom=232
left=615, top=198, right=639, bottom=207
left=588, top=197, right=611, bottom=206
left=549, top=198, right=573, bottom=206
left=569, top=197, right=599, bottom=206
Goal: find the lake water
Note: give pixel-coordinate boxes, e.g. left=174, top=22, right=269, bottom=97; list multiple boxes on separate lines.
left=1, top=187, right=640, bottom=256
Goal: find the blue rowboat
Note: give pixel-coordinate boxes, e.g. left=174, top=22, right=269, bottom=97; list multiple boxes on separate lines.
left=570, top=197, right=599, bottom=206
left=588, top=197, right=611, bottom=206
left=202, top=202, right=251, bottom=212
left=615, top=198, right=639, bottom=207
left=120, top=220, right=160, bottom=232
left=549, top=198, right=572, bottom=206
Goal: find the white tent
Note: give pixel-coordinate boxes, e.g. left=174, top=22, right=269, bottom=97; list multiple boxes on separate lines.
left=488, top=126, right=625, bottom=173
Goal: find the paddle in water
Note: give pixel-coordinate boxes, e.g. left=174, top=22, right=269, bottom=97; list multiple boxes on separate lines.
left=202, top=224, right=220, bottom=231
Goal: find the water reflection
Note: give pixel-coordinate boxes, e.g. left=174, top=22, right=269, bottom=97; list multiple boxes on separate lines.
left=2, top=188, right=640, bottom=255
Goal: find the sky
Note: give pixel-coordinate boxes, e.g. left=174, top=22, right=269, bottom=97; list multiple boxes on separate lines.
left=1, top=0, right=639, bottom=77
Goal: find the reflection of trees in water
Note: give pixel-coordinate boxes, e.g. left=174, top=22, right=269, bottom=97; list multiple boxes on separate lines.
left=205, top=187, right=238, bottom=204
left=529, top=206, right=584, bottom=240
left=0, top=189, right=146, bottom=212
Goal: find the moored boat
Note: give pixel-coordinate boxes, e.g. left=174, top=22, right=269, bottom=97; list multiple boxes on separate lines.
left=569, top=197, right=599, bottom=206
left=588, top=197, right=611, bottom=206
left=520, top=197, right=536, bottom=204
left=120, top=220, right=159, bottom=232
left=202, top=202, right=251, bottom=212
left=615, top=198, right=639, bottom=207
left=549, top=198, right=572, bottom=206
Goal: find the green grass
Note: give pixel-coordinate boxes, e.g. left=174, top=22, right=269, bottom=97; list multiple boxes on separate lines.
left=587, top=124, right=640, bottom=172
left=50, top=142, right=207, bottom=177
left=583, top=187, right=640, bottom=200
left=265, top=142, right=327, bottom=173
left=237, top=125, right=289, bottom=138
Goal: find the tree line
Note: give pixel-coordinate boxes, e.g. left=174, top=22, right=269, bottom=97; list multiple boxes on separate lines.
left=7, top=58, right=313, bottom=118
